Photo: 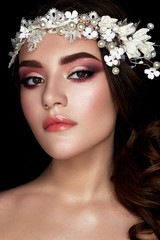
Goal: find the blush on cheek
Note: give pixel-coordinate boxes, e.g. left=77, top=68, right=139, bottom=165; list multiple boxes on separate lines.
left=87, top=82, right=114, bottom=113
left=20, top=91, right=39, bottom=126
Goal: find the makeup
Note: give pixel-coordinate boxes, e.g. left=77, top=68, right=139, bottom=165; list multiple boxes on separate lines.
left=43, top=116, right=77, bottom=132
left=19, top=67, right=44, bottom=82
left=64, top=58, right=103, bottom=83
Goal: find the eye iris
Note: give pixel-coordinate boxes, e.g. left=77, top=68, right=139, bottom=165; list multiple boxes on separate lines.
left=33, top=77, right=43, bottom=84
left=77, top=71, right=87, bottom=78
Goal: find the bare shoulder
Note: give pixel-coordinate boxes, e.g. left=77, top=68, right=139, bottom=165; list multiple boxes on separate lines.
left=0, top=180, right=44, bottom=220
left=0, top=184, right=31, bottom=215
left=0, top=181, right=46, bottom=239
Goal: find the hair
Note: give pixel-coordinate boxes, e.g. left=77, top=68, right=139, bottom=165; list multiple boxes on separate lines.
left=12, top=0, right=160, bottom=239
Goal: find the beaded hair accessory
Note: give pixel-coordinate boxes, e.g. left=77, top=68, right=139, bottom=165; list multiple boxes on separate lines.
left=9, top=8, right=160, bottom=79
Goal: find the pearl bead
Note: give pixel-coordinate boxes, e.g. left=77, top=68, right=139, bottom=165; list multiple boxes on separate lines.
left=80, top=14, right=88, bottom=21
left=91, top=19, right=98, bottom=27
left=153, top=61, right=160, bottom=69
left=77, top=23, right=85, bottom=31
left=114, top=60, right=120, bottom=66
left=107, top=42, right=115, bottom=51
left=40, top=20, right=46, bottom=28
left=147, top=23, right=154, bottom=30
left=128, top=37, right=133, bottom=41
left=68, top=21, right=76, bottom=30
left=112, top=67, right=120, bottom=75
left=98, top=40, right=105, bottom=48
left=100, top=27, right=107, bottom=34
left=144, top=52, right=152, bottom=60
left=151, top=50, right=156, bottom=58
left=58, top=27, right=65, bottom=35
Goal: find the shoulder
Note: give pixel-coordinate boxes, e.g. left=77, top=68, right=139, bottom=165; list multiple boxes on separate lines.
left=0, top=185, right=29, bottom=216
left=0, top=181, right=44, bottom=218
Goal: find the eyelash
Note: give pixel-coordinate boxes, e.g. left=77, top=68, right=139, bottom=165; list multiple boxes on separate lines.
left=20, top=69, right=95, bottom=88
left=20, top=76, right=45, bottom=88
left=67, top=69, right=94, bottom=82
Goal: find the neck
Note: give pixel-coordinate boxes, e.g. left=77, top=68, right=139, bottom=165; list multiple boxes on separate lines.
left=40, top=141, right=115, bottom=202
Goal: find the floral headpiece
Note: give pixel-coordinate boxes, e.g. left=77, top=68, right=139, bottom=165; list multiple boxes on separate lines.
left=9, top=8, right=160, bottom=79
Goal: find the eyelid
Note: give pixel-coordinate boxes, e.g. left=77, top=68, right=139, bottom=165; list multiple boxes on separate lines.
left=21, top=76, right=45, bottom=87
left=66, top=65, right=96, bottom=77
left=67, top=69, right=93, bottom=79
left=19, top=68, right=45, bottom=82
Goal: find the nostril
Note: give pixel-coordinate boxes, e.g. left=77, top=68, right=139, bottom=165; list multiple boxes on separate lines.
left=43, top=103, right=49, bottom=109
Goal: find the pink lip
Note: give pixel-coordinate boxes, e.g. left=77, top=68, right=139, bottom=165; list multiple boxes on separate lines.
left=43, top=116, right=77, bottom=132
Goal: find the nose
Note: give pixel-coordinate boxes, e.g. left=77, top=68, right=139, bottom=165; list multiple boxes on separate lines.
left=42, top=79, right=68, bottom=110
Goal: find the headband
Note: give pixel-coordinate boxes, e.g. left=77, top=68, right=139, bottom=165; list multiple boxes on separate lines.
left=9, top=8, right=160, bottom=79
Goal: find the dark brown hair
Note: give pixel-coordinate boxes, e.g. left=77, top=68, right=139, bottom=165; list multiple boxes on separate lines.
left=13, top=0, right=160, bottom=239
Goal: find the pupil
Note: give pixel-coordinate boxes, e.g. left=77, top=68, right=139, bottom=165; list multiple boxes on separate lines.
left=77, top=71, right=86, bottom=78
left=33, top=77, right=41, bottom=84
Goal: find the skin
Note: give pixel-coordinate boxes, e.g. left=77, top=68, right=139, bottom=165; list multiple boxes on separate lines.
left=0, top=34, right=141, bottom=239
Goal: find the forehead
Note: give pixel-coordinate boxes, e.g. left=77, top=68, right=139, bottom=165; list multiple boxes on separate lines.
left=19, top=33, right=102, bottom=65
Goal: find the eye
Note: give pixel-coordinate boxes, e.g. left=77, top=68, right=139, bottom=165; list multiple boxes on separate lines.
left=67, top=70, right=94, bottom=81
left=21, top=76, right=45, bottom=87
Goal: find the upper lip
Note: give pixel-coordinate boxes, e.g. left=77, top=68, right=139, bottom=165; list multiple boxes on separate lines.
left=43, top=116, right=77, bottom=129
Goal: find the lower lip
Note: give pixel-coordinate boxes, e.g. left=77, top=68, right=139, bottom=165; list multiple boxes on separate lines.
left=45, top=123, right=76, bottom=132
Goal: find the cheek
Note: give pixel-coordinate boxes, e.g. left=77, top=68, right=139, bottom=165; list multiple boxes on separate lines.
left=73, top=78, right=116, bottom=122
left=20, top=89, right=41, bottom=126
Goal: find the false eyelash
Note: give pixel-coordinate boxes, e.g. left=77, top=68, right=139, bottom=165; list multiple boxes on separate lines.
left=67, top=69, right=94, bottom=82
left=21, top=76, right=45, bottom=87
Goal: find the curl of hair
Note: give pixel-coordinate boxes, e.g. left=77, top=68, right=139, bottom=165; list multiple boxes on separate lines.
left=13, top=0, right=160, bottom=238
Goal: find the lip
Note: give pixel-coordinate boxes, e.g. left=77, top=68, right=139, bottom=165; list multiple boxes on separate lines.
left=43, top=116, right=77, bottom=132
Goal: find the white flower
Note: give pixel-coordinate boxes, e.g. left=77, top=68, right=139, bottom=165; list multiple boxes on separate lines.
left=89, top=11, right=99, bottom=20
left=144, top=68, right=160, bottom=79
left=27, top=29, right=46, bottom=52
left=83, top=27, right=98, bottom=39
left=99, top=15, right=118, bottom=29
left=121, top=28, right=154, bottom=59
left=38, top=17, right=52, bottom=29
left=47, top=8, right=57, bottom=19
left=116, top=23, right=136, bottom=38
left=110, top=47, right=125, bottom=60
left=138, top=41, right=155, bottom=56
left=19, top=26, right=29, bottom=39
left=133, top=28, right=151, bottom=41
left=104, top=55, right=119, bottom=67
left=64, top=29, right=82, bottom=43
left=101, top=29, right=115, bottom=42
left=122, top=39, right=141, bottom=59
left=21, top=18, right=28, bottom=27
left=65, top=10, right=78, bottom=23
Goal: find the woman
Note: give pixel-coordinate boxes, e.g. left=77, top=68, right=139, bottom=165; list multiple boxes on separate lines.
left=1, top=0, right=160, bottom=239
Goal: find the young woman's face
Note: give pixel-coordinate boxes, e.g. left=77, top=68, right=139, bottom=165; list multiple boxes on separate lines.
left=19, top=34, right=117, bottom=159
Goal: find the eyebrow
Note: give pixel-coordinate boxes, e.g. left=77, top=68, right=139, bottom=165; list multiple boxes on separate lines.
left=19, top=60, right=43, bottom=68
left=60, top=52, right=101, bottom=64
left=19, top=52, right=101, bottom=68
